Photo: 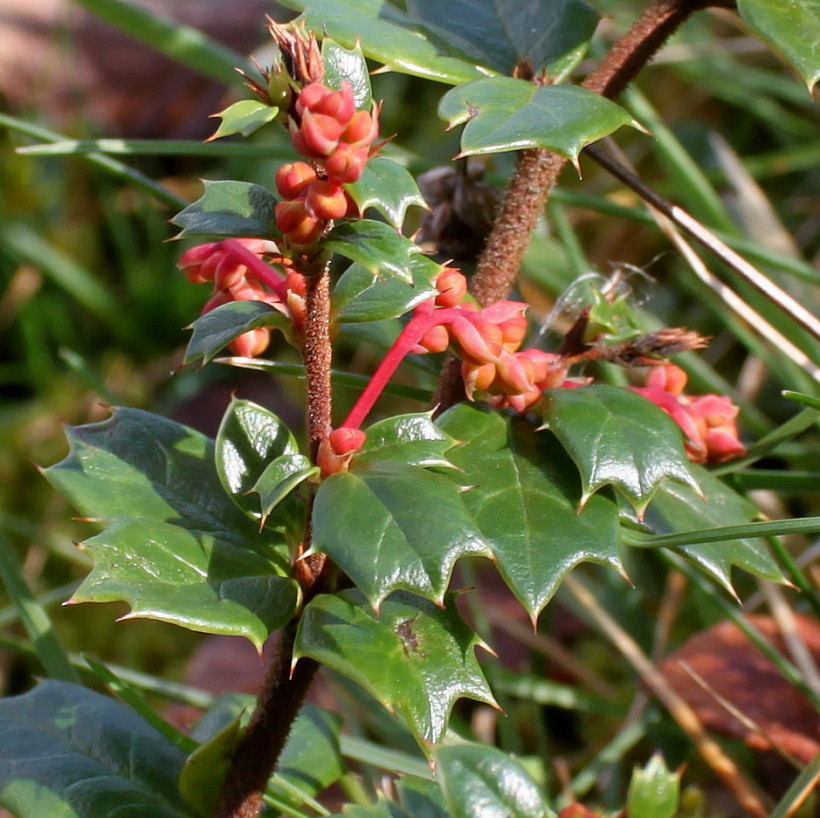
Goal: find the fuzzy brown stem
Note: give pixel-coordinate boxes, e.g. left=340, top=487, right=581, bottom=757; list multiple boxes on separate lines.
left=212, top=625, right=319, bottom=818
left=434, top=0, right=732, bottom=411
left=303, top=265, right=333, bottom=459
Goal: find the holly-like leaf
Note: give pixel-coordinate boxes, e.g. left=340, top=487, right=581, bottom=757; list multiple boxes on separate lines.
left=354, top=413, right=458, bottom=469
left=435, top=742, right=553, bottom=818
left=312, top=461, right=490, bottom=608
left=542, top=385, right=700, bottom=513
left=0, top=680, right=196, bottom=818
left=171, top=180, right=278, bottom=240
left=207, top=100, right=280, bottom=141
left=322, top=38, right=373, bottom=109
left=43, top=408, right=296, bottom=648
left=436, top=403, right=622, bottom=622
left=406, top=0, right=597, bottom=77
left=280, top=0, right=491, bottom=85
left=325, top=219, right=422, bottom=283
left=184, top=301, right=291, bottom=367
left=215, top=398, right=311, bottom=526
left=642, top=465, right=786, bottom=594
left=439, top=77, right=636, bottom=160
left=295, top=590, right=497, bottom=744
left=332, top=254, right=440, bottom=323
left=737, top=0, right=820, bottom=92
left=345, top=157, right=428, bottom=229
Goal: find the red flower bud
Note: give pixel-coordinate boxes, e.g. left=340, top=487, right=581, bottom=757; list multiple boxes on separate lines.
left=324, top=143, right=370, bottom=184
left=414, top=324, right=450, bottom=354
left=434, top=268, right=468, bottom=308
left=295, top=83, right=329, bottom=116
left=311, top=84, right=356, bottom=125
left=305, top=180, right=348, bottom=220
left=230, top=327, right=271, bottom=358
left=341, top=108, right=379, bottom=146
left=293, top=110, right=344, bottom=157
left=275, top=161, right=317, bottom=200
left=329, top=427, right=367, bottom=456
left=275, top=200, right=321, bottom=244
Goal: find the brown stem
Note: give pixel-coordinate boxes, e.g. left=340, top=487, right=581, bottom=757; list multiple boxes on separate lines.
left=433, top=0, right=732, bottom=412
left=212, top=624, right=319, bottom=818
left=303, top=265, right=333, bottom=460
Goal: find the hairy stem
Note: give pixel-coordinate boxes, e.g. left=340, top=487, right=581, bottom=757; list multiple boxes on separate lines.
left=212, top=625, right=319, bottom=818
left=303, top=265, right=333, bottom=459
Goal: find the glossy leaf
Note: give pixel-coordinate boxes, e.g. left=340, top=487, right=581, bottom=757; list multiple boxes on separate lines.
left=295, top=590, right=497, bottom=744
left=252, top=455, right=318, bottom=522
left=312, top=460, right=489, bottom=608
left=207, top=100, right=280, bottom=141
left=43, top=408, right=296, bottom=648
left=322, top=38, right=373, bottom=109
left=542, top=385, right=700, bottom=513
left=354, top=412, right=458, bottom=469
left=280, top=0, right=491, bottom=85
left=435, top=742, right=553, bottom=818
left=332, top=254, right=440, bottom=323
left=737, top=0, right=820, bottom=91
left=439, top=78, right=636, bottom=160
left=396, top=776, right=451, bottom=818
left=184, top=301, right=291, bottom=367
left=215, top=397, right=302, bottom=522
left=436, top=403, right=622, bottom=621
left=406, top=0, right=597, bottom=76
left=345, top=157, right=428, bottom=229
left=171, top=180, right=278, bottom=240
left=325, top=219, right=421, bottom=283
left=643, top=465, right=786, bottom=594
left=0, top=680, right=195, bottom=818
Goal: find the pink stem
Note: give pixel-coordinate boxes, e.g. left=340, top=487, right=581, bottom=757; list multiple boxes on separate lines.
left=220, top=238, right=288, bottom=300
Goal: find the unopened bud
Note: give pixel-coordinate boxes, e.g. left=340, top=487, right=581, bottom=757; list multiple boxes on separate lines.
left=275, top=162, right=317, bottom=200
left=434, top=268, right=468, bottom=308
left=305, top=179, right=348, bottom=220
left=325, top=143, right=369, bottom=184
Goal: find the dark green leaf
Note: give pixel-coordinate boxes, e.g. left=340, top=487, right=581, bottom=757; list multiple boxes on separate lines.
left=0, top=680, right=195, bottom=818
left=737, top=0, right=820, bottom=91
left=435, top=742, right=553, bottom=818
left=295, top=590, right=496, bottom=744
left=171, top=180, right=278, bottom=240
left=325, top=219, right=422, bottom=283
left=397, top=776, right=451, bottom=818
left=322, top=38, right=373, bottom=109
left=184, top=301, right=291, bottom=367
left=354, top=412, right=458, bottom=468
left=280, top=0, right=491, bottom=84
left=542, top=385, right=700, bottom=513
left=312, top=461, right=489, bottom=608
left=207, top=100, right=280, bottom=141
left=252, top=454, right=317, bottom=523
left=406, top=0, right=597, bottom=77
left=643, top=465, right=786, bottom=594
left=43, top=408, right=295, bottom=648
left=345, top=157, right=428, bottom=229
left=439, top=78, right=636, bottom=160
left=332, top=254, right=440, bottom=323
left=436, top=403, right=622, bottom=621
left=330, top=801, right=410, bottom=818
left=214, top=398, right=303, bottom=523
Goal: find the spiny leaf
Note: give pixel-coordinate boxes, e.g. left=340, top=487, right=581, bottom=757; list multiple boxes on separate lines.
left=542, top=385, right=700, bottom=514
left=171, top=180, right=278, bottom=240
left=324, top=219, right=422, bottom=282
left=43, top=408, right=295, bottom=648
left=207, top=100, right=280, bottom=141
left=345, top=156, right=428, bottom=229
left=322, top=38, right=373, bottom=109
left=312, top=460, right=490, bottom=608
left=436, top=403, right=622, bottom=621
left=354, top=412, right=458, bottom=468
left=294, top=590, right=497, bottom=744
left=439, top=77, right=637, bottom=160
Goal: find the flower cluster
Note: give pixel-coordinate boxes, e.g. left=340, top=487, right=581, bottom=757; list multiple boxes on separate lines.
left=178, top=238, right=306, bottom=357
left=275, top=82, right=379, bottom=248
left=632, top=364, right=746, bottom=463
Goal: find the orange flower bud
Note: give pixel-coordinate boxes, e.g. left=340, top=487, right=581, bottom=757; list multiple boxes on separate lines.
left=415, top=324, right=450, bottom=354
left=230, top=327, right=271, bottom=358
left=275, top=161, right=317, bottom=200
left=293, top=110, right=344, bottom=157
left=461, top=360, right=496, bottom=398
left=329, top=427, right=366, bottom=455
left=275, top=200, right=321, bottom=244
left=305, top=180, right=348, bottom=220
left=325, top=143, right=369, bottom=184
left=341, top=108, right=379, bottom=146
left=310, top=84, right=356, bottom=124
left=434, top=268, right=468, bottom=308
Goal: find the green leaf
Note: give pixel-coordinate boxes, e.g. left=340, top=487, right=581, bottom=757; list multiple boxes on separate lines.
left=436, top=404, right=622, bottom=622
left=439, top=78, right=636, bottom=160
left=184, top=301, right=291, bottom=367
left=312, top=460, right=489, bottom=608
left=0, top=680, right=196, bottom=818
left=626, top=755, right=680, bottom=818
left=171, top=180, right=278, bottom=240
left=295, top=590, right=497, bottom=744
left=280, top=0, right=491, bottom=85
left=354, top=412, right=458, bottom=469
left=435, top=742, right=553, bottom=818
left=325, top=219, right=422, bottom=283
left=396, top=776, right=451, bottom=818
left=643, top=465, right=786, bottom=594
left=737, top=0, right=820, bottom=91
left=542, top=385, right=700, bottom=513
left=322, top=38, right=373, bottom=109
left=43, top=408, right=296, bottom=648
left=207, top=100, right=280, bottom=141
left=345, top=156, right=429, bottom=229
left=406, top=0, right=597, bottom=77
left=214, top=397, right=304, bottom=523
left=332, top=254, right=440, bottom=323
left=252, top=455, right=318, bottom=523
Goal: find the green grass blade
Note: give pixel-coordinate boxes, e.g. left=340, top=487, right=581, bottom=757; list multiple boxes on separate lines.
left=17, top=139, right=292, bottom=160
